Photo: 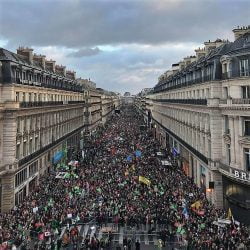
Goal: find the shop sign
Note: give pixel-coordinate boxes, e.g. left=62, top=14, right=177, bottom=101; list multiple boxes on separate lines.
left=231, top=168, right=250, bottom=181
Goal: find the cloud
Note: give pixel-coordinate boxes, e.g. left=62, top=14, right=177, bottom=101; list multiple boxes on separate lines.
left=67, top=47, right=102, bottom=57
left=0, top=0, right=249, bottom=94
left=0, top=0, right=249, bottom=48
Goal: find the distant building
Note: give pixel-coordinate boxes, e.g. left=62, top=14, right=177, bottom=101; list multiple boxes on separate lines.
left=77, top=78, right=96, bottom=89
left=124, top=92, right=131, bottom=97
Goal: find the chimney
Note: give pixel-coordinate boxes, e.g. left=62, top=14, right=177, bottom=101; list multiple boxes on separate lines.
left=172, top=63, right=180, bottom=73
left=66, top=70, right=76, bottom=80
left=232, top=26, right=250, bottom=40
left=55, top=65, right=66, bottom=76
left=195, top=47, right=206, bottom=59
left=17, top=47, right=34, bottom=64
left=33, top=54, right=46, bottom=69
left=178, top=60, right=186, bottom=70
left=183, top=56, right=192, bottom=66
left=45, top=60, right=56, bottom=73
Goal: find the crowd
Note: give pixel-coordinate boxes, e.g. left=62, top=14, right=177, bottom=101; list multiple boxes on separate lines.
left=0, top=105, right=250, bottom=250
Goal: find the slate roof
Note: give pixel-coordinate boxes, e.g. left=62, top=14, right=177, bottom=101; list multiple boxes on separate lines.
left=155, top=32, right=250, bottom=88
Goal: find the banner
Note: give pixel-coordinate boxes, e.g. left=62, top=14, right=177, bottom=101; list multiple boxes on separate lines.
left=52, top=151, right=64, bottom=164
left=126, top=155, right=132, bottom=162
left=135, top=150, right=142, bottom=157
left=191, top=200, right=202, bottom=210
left=139, top=176, right=151, bottom=186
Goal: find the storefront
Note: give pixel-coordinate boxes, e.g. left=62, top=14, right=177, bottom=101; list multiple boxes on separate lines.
left=222, top=169, right=250, bottom=225
left=14, top=161, right=39, bottom=206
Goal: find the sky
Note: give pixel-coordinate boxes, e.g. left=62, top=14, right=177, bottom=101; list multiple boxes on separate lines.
left=0, top=0, right=249, bottom=94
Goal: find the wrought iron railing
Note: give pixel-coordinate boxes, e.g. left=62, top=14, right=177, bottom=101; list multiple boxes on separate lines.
left=153, top=98, right=207, bottom=105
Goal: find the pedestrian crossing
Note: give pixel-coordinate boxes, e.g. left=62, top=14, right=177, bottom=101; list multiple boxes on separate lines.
left=59, top=224, right=160, bottom=246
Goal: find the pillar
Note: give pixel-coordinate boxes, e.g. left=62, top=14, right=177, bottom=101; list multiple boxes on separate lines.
left=1, top=173, right=15, bottom=212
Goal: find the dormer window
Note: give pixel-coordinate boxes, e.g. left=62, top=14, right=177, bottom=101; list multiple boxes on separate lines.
left=242, top=86, right=250, bottom=99
left=239, top=58, right=249, bottom=76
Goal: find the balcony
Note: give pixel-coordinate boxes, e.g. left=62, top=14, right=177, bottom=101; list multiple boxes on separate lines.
left=19, top=100, right=85, bottom=108
left=219, top=98, right=250, bottom=106
left=232, top=98, right=250, bottom=105
left=239, top=135, right=250, bottom=145
left=153, top=98, right=207, bottom=105
left=2, top=77, right=84, bottom=93
left=18, top=123, right=87, bottom=167
left=222, top=70, right=250, bottom=80
left=218, top=162, right=250, bottom=185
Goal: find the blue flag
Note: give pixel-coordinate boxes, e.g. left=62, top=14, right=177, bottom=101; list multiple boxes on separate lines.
left=135, top=150, right=142, bottom=157
left=126, top=155, right=132, bottom=162
left=182, top=206, right=189, bottom=219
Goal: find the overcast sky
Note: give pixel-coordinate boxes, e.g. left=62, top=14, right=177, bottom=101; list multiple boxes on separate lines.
left=0, top=0, right=249, bottom=94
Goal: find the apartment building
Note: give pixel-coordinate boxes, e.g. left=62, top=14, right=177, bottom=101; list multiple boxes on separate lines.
left=137, top=26, right=250, bottom=224
left=0, top=47, right=119, bottom=212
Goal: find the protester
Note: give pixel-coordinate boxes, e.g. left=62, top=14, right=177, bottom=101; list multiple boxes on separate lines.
left=0, top=105, right=249, bottom=249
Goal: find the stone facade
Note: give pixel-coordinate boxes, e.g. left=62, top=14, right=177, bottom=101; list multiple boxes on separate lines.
left=136, top=26, right=250, bottom=224
left=0, top=47, right=120, bottom=212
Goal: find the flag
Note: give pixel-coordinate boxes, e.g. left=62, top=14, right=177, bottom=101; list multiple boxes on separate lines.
left=191, top=200, right=202, bottom=210
left=126, top=155, right=132, bottom=162
left=227, top=207, right=232, bottom=219
left=129, top=164, right=135, bottom=172
left=182, top=206, right=189, bottom=219
left=139, top=176, right=151, bottom=186
left=170, top=203, right=177, bottom=211
left=135, top=150, right=142, bottom=157
left=227, top=207, right=235, bottom=223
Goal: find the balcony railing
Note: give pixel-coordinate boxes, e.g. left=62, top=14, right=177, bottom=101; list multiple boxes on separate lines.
left=219, top=98, right=250, bottom=105
left=20, top=100, right=85, bottom=108
left=232, top=98, right=250, bottom=104
left=222, top=70, right=250, bottom=80
left=153, top=98, right=207, bottom=105
left=0, top=77, right=84, bottom=93
left=154, top=69, right=250, bottom=94
left=18, top=123, right=87, bottom=167
left=153, top=75, right=214, bottom=93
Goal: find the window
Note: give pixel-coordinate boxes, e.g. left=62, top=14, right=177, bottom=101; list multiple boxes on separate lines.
left=244, top=148, right=250, bottom=171
left=16, top=144, right=20, bottom=159
left=223, top=87, right=228, bottom=99
left=15, top=168, right=27, bottom=188
left=15, top=92, right=19, bottom=102
left=17, top=118, right=21, bottom=133
left=242, top=86, right=250, bottom=99
left=16, top=70, right=20, bottom=79
left=239, top=59, right=249, bottom=76
left=225, top=116, right=230, bottom=134
left=23, top=118, right=26, bottom=131
left=227, top=144, right=231, bottom=165
left=29, top=140, right=32, bottom=154
left=29, top=162, right=38, bottom=177
left=244, top=117, right=250, bottom=136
